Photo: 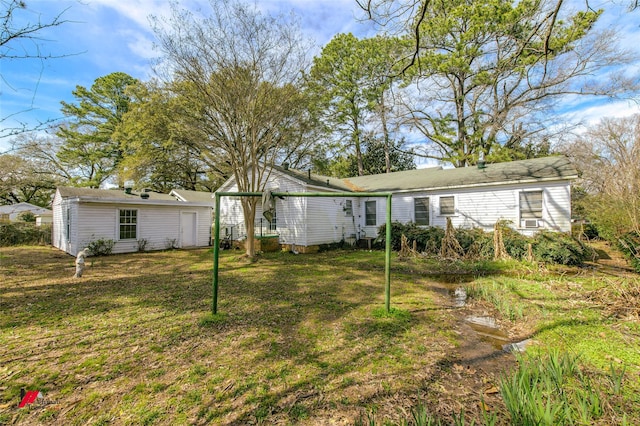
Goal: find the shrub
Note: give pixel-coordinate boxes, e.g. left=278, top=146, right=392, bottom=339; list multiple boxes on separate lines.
left=377, top=222, right=444, bottom=254
left=572, top=222, right=599, bottom=240
left=617, top=231, right=640, bottom=272
left=86, top=237, right=115, bottom=256
left=531, top=231, right=593, bottom=265
left=0, top=223, right=52, bottom=246
left=455, top=227, right=493, bottom=259
left=137, top=238, right=148, bottom=252
left=17, top=211, right=37, bottom=222
left=502, top=226, right=532, bottom=260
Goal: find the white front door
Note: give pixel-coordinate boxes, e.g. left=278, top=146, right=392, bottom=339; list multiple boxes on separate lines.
left=181, top=212, right=197, bottom=247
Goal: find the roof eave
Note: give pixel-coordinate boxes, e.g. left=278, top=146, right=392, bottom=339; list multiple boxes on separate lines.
left=67, top=196, right=214, bottom=207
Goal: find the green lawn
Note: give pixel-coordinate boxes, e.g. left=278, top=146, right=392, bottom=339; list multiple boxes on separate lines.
left=1, top=245, right=638, bottom=425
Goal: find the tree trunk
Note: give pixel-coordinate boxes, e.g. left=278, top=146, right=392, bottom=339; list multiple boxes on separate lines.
left=241, top=197, right=258, bottom=259
left=379, top=93, right=391, bottom=174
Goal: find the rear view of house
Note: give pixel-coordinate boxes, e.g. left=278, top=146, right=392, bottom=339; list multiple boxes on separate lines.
left=52, top=187, right=215, bottom=256
left=216, top=156, right=578, bottom=252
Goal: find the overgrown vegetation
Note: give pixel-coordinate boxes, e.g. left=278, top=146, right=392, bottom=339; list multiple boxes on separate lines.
left=378, top=222, right=594, bottom=265
left=0, top=223, right=51, bottom=246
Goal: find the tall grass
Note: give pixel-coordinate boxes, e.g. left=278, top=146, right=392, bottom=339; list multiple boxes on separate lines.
left=500, top=350, right=625, bottom=425
left=464, top=280, right=525, bottom=321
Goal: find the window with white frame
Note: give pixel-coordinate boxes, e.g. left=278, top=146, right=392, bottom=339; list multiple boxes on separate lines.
left=414, top=197, right=430, bottom=225
left=119, top=209, right=137, bottom=240
left=520, top=191, right=543, bottom=221
left=365, top=201, right=376, bottom=226
left=439, top=196, right=455, bottom=215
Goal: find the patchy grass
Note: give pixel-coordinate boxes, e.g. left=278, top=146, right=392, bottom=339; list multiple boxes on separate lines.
left=1, top=245, right=638, bottom=425
left=0, top=246, right=458, bottom=425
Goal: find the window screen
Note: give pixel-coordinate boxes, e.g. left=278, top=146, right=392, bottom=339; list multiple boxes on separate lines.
left=365, top=201, right=376, bottom=226
left=439, top=196, right=455, bottom=215
left=414, top=197, right=429, bottom=225
left=520, top=191, right=543, bottom=219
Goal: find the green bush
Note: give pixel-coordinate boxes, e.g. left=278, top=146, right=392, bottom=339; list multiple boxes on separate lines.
left=87, top=237, right=115, bottom=256
left=617, top=231, right=640, bottom=272
left=17, top=211, right=37, bottom=222
left=379, top=221, right=598, bottom=266
left=531, top=231, right=593, bottom=266
left=455, top=227, right=494, bottom=259
left=572, top=222, right=599, bottom=240
left=502, top=226, right=532, bottom=260
left=377, top=222, right=444, bottom=254
left=0, top=223, right=52, bottom=246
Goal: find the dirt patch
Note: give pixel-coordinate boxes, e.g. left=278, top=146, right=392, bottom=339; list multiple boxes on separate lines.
left=420, top=279, right=516, bottom=422
left=587, top=240, right=636, bottom=277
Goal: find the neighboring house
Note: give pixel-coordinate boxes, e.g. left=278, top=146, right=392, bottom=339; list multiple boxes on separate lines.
left=0, top=202, right=52, bottom=223
left=35, top=213, right=53, bottom=226
left=52, top=187, right=215, bottom=256
left=216, top=156, right=578, bottom=252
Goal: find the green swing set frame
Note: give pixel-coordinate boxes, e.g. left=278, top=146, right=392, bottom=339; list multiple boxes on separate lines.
left=212, top=191, right=393, bottom=314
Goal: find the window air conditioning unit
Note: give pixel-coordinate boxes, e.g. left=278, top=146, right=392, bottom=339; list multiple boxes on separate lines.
left=524, top=219, right=539, bottom=228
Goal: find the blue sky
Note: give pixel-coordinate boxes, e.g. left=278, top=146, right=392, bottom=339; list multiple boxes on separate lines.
left=1, top=0, right=639, bottom=154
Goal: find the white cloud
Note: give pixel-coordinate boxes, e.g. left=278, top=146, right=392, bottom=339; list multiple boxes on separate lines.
left=87, top=0, right=173, bottom=29
left=565, top=99, right=640, bottom=127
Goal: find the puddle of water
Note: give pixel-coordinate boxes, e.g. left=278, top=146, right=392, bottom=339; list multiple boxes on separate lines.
left=503, top=339, right=533, bottom=353
left=465, top=316, right=510, bottom=350
left=450, top=286, right=467, bottom=307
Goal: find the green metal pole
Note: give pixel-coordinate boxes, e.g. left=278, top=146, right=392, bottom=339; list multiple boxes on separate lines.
left=212, top=193, right=221, bottom=314
left=385, top=194, right=392, bottom=312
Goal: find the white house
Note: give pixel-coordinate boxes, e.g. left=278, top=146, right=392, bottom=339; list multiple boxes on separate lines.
left=216, top=156, right=578, bottom=252
left=0, top=202, right=52, bottom=223
left=52, top=187, right=215, bottom=256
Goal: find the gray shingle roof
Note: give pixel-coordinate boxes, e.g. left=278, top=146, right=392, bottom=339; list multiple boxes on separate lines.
left=275, top=156, right=577, bottom=193
left=272, top=165, right=356, bottom=192
left=344, top=156, right=578, bottom=192
left=170, top=189, right=215, bottom=204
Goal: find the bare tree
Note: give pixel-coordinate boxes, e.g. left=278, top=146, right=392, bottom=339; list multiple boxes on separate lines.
left=152, top=0, right=311, bottom=259
left=563, top=114, right=640, bottom=237
left=1, top=0, right=76, bottom=141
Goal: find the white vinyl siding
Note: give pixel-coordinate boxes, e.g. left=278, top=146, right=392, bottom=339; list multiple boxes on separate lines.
left=388, top=182, right=570, bottom=235
left=217, top=169, right=359, bottom=247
